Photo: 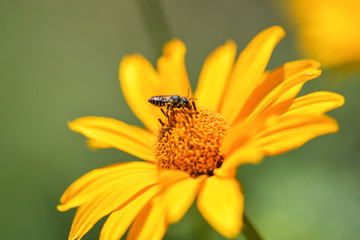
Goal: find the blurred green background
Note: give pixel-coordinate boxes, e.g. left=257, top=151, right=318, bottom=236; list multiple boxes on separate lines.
left=1, top=0, right=359, bottom=239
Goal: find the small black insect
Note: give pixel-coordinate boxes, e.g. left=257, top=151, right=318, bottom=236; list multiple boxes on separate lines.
left=148, top=93, right=197, bottom=117
left=148, top=94, right=190, bottom=109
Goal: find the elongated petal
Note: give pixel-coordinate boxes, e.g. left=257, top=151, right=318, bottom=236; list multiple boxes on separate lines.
left=255, top=115, right=339, bottom=155
left=221, top=117, right=265, bottom=156
left=99, top=185, right=161, bottom=240
left=233, top=59, right=321, bottom=124
left=158, top=169, right=192, bottom=188
left=127, top=196, right=167, bottom=240
left=250, top=71, right=322, bottom=121
left=68, top=117, right=155, bottom=162
left=272, top=82, right=304, bottom=105
left=86, top=139, right=112, bottom=150
left=162, top=174, right=206, bottom=223
left=68, top=166, right=159, bottom=240
left=219, top=26, right=285, bottom=124
left=284, top=91, right=345, bottom=116
left=197, top=176, right=244, bottom=238
left=58, top=162, right=156, bottom=212
left=215, top=146, right=263, bottom=177
left=157, top=40, right=192, bottom=97
left=195, top=41, right=237, bottom=111
left=119, top=54, right=164, bottom=132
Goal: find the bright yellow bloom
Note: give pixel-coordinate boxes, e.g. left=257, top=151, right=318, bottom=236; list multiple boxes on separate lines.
left=288, top=0, right=360, bottom=67
left=58, top=26, right=344, bottom=240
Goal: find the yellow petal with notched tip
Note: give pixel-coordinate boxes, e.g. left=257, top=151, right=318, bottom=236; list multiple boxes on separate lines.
left=120, top=41, right=193, bottom=132
left=197, top=176, right=244, bottom=238
left=68, top=116, right=155, bottom=162
left=219, top=26, right=285, bottom=124
left=233, top=59, right=320, bottom=124
left=157, top=39, right=193, bottom=98
left=250, top=69, right=321, bottom=121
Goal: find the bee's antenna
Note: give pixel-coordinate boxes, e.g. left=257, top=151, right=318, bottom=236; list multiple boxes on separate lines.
left=186, top=88, right=197, bottom=101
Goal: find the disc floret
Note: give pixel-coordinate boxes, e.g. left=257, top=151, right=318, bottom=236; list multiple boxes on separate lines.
left=154, top=107, right=230, bottom=177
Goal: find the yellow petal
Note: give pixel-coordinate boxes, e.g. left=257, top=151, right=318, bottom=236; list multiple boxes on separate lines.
left=58, top=162, right=156, bottom=212
left=127, top=196, right=167, bottom=240
left=254, top=98, right=294, bottom=121
left=219, top=26, right=286, bottom=124
left=67, top=165, right=160, bottom=240
left=162, top=174, right=206, bottom=223
left=215, top=146, right=263, bottom=177
left=272, top=82, right=304, bottom=105
left=99, top=185, right=161, bottom=240
left=119, top=54, right=164, bottom=132
left=86, top=139, right=112, bottom=150
left=197, top=176, right=244, bottom=238
left=233, top=59, right=321, bottom=125
left=251, top=69, right=321, bottom=121
left=157, top=39, right=192, bottom=97
left=158, top=169, right=192, bottom=188
left=120, top=41, right=192, bottom=132
left=221, top=117, right=265, bottom=156
left=68, top=117, right=155, bottom=162
left=255, top=115, right=339, bottom=155
left=195, top=41, right=237, bottom=111
left=284, top=91, right=345, bottom=116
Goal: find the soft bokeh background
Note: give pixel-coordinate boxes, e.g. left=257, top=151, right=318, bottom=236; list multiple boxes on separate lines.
left=1, top=0, right=359, bottom=239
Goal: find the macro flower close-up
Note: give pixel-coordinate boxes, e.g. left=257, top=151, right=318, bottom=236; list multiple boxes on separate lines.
left=57, top=26, right=344, bottom=239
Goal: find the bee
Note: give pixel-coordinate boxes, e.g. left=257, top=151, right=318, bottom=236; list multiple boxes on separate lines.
left=148, top=94, right=196, bottom=117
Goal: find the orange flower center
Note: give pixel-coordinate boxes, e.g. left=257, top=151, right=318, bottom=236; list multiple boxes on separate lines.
left=154, top=107, right=229, bottom=177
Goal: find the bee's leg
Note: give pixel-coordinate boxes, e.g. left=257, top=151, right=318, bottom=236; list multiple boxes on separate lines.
left=160, top=108, right=168, bottom=118
left=158, top=118, right=165, bottom=126
left=166, top=104, right=172, bottom=117
left=180, top=107, right=187, bottom=115
left=191, top=101, right=197, bottom=111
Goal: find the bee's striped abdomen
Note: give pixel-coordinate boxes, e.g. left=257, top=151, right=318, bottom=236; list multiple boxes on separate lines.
left=148, top=96, right=171, bottom=108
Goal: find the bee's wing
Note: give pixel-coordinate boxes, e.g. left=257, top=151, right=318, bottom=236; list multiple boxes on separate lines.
left=152, top=95, right=171, bottom=99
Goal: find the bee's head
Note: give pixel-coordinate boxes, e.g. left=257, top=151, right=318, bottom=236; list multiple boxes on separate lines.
left=181, top=97, right=189, bottom=104
left=181, top=97, right=191, bottom=108
left=170, top=95, right=181, bottom=103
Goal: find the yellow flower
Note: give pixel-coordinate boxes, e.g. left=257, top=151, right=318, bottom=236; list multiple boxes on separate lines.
left=58, top=26, right=344, bottom=240
left=287, top=0, right=360, bottom=67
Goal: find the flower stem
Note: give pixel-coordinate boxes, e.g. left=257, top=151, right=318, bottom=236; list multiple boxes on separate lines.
left=242, top=213, right=264, bottom=240
left=135, top=0, right=172, bottom=57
